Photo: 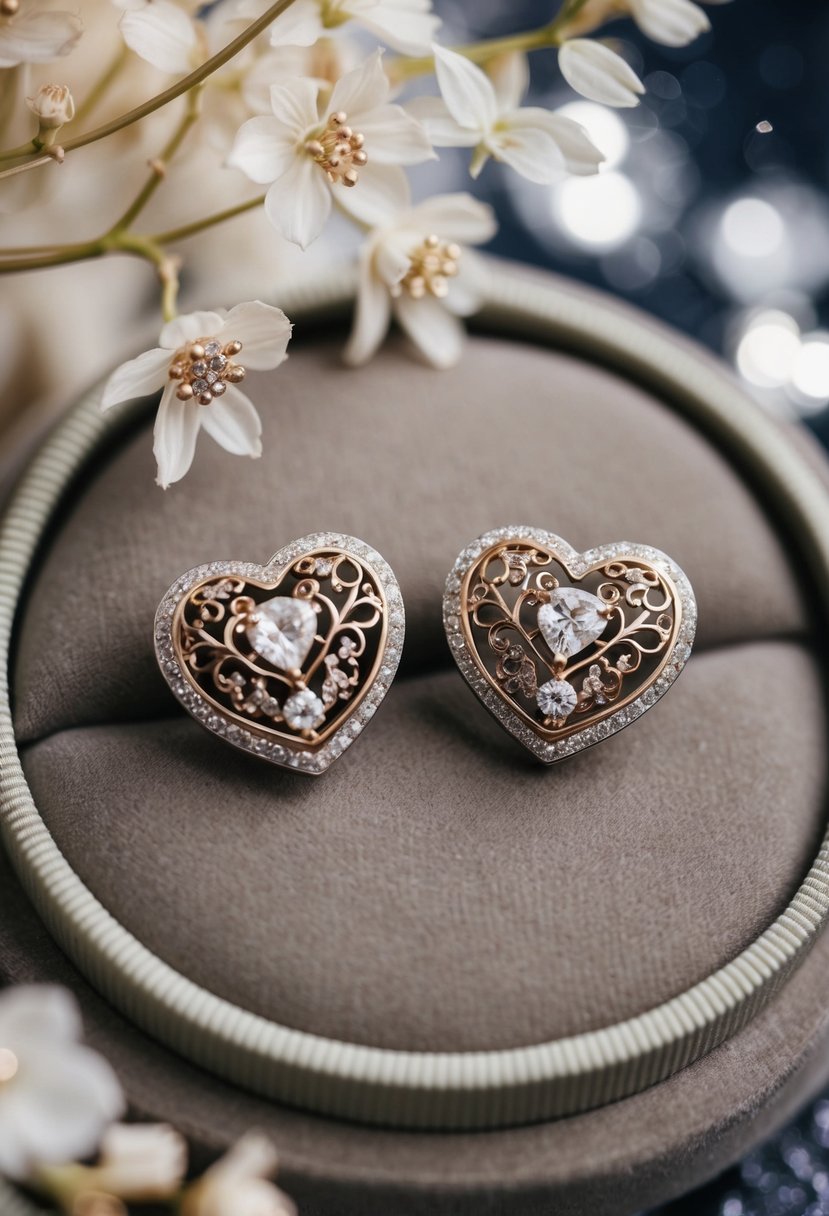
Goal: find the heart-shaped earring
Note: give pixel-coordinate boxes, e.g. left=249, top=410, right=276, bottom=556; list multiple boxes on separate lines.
left=155, top=533, right=404, bottom=774
left=443, top=527, right=696, bottom=764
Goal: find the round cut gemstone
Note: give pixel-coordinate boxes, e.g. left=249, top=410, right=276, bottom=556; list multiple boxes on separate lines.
left=537, top=588, right=607, bottom=658
left=210, top=354, right=227, bottom=371
left=204, top=341, right=222, bottom=357
left=211, top=380, right=226, bottom=396
left=283, top=688, right=325, bottom=731
left=537, top=678, right=577, bottom=721
left=192, top=378, right=209, bottom=395
left=191, top=360, right=207, bottom=377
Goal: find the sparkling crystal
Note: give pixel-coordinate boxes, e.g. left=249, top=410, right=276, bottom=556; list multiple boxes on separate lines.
left=204, top=340, right=221, bottom=356
left=283, top=688, right=325, bottom=731
left=211, top=380, right=226, bottom=396
left=191, top=360, right=207, bottom=377
left=246, top=597, right=317, bottom=669
left=536, top=678, right=577, bottom=720
left=210, top=354, right=227, bottom=371
left=192, top=378, right=209, bottom=395
left=315, top=557, right=333, bottom=577
left=206, top=371, right=218, bottom=384
left=537, top=588, right=608, bottom=658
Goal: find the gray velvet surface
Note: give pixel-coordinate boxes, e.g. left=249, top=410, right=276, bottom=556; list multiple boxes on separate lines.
left=5, top=330, right=829, bottom=1212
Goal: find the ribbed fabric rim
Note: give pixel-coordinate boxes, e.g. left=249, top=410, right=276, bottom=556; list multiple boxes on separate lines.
left=1, top=263, right=828, bottom=1131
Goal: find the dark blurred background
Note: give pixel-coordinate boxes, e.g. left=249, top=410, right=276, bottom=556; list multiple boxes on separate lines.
left=431, top=2, right=829, bottom=1213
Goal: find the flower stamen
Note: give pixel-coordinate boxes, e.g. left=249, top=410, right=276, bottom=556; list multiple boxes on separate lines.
left=0, top=0, right=19, bottom=16
left=305, top=111, right=367, bottom=188
left=392, top=235, right=461, bottom=300
left=168, top=337, right=246, bottom=405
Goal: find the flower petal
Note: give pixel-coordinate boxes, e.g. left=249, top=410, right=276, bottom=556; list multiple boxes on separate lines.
left=407, top=191, right=497, bottom=244
left=227, top=115, right=294, bottom=184
left=94, top=1123, right=187, bottom=1201
left=404, top=95, right=477, bottom=146
left=489, top=51, right=528, bottom=112
left=335, top=162, right=409, bottom=227
left=445, top=250, right=488, bottom=317
left=159, top=311, right=224, bottom=350
left=433, top=44, right=495, bottom=134
left=153, top=384, right=201, bottom=488
left=329, top=48, right=389, bottom=118
left=268, top=75, right=319, bottom=133
left=629, top=0, right=711, bottom=45
left=200, top=385, right=262, bottom=457
left=343, top=244, right=392, bottom=366
left=355, top=102, right=434, bottom=164
left=264, top=155, right=331, bottom=248
left=0, top=986, right=81, bottom=1046
left=489, top=121, right=567, bottom=184
left=219, top=300, right=292, bottom=370
left=351, top=0, right=440, bottom=55
left=119, top=0, right=196, bottom=75
left=266, top=0, right=323, bottom=48
left=393, top=292, right=465, bottom=369
left=524, top=108, right=604, bottom=176
left=0, top=9, right=81, bottom=67
left=101, top=346, right=170, bottom=410
left=558, top=39, right=644, bottom=108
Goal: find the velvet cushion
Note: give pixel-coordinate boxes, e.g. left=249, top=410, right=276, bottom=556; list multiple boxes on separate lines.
left=5, top=318, right=828, bottom=1213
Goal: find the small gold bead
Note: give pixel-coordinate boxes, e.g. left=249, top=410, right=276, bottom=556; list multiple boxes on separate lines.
left=305, top=139, right=324, bottom=158
left=224, top=339, right=242, bottom=356
left=442, top=258, right=458, bottom=277
left=175, top=383, right=194, bottom=400
left=446, top=242, right=461, bottom=260
left=0, top=0, right=20, bottom=15
left=431, top=276, right=449, bottom=298
left=342, top=168, right=358, bottom=187
left=408, top=276, right=425, bottom=298
left=352, top=149, right=367, bottom=166
left=226, top=365, right=246, bottom=382
left=336, top=125, right=352, bottom=140
left=189, top=342, right=205, bottom=360
left=197, top=391, right=213, bottom=405
left=330, top=111, right=347, bottom=126
left=328, top=156, right=340, bottom=169
left=351, top=132, right=364, bottom=149
left=334, top=141, right=350, bottom=157
left=425, top=234, right=440, bottom=249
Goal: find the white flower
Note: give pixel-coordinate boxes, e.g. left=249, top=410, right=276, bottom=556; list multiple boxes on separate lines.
left=228, top=49, right=434, bottom=249
left=0, top=986, right=123, bottom=1181
left=82, top=1123, right=188, bottom=1201
left=114, top=0, right=201, bottom=75
left=101, top=301, right=292, bottom=488
left=26, top=81, right=74, bottom=127
left=558, top=0, right=723, bottom=47
left=232, top=0, right=440, bottom=56
left=344, top=190, right=496, bottom=370
left=182, top=1132, right=296, bottom=1216
left=409, top=45, right=603, bottom=182
left=0, top=0, right=81, bottom=67
left=558, top=39, right=644, bottom=108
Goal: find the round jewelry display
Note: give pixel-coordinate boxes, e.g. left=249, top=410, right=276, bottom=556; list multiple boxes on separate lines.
left=1, top=263, right=828, bottom=1146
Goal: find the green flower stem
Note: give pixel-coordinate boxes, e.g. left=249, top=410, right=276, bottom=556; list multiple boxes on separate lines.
left=0, top=0, right=300, bottom=170
left=108, top=83, right=205, bottom=236
left=72, top=44, right=131, bottom=129
left=149, top=192, right=266, bottom=245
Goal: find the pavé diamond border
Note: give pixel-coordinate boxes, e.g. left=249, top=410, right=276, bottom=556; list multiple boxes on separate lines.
left=444, top=528, right=696, bottom=763
left=154, top=535, right=404, bottom=775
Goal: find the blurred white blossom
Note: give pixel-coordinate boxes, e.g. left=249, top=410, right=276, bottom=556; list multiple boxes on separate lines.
left=558, top=39, right=644, bottom=107
left=101, top=301, right=292, bottom=487
left=114, top=0, right=203, bottom=75
left=181, top=1132, right=296, bottom=1216
left=233, top=0, right=439, bottom=56
left=560, top=0, right=728, bottom=47
left=0, top=0, right=81, bottom=67
left=0, top=986, right=123, bottom=1181
left=345, top=190, right=496, bottom=369
left=83, top=1123, right=188, bottom=1201
left=410, top=45, right=604, bottom=181
left=229, top=49, right=433, bottom=248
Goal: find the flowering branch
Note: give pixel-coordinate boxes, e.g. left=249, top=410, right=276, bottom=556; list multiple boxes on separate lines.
left=0, top=0, right=300, bottom=171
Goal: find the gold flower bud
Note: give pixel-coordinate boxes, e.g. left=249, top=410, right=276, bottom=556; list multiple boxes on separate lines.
left=26, top=83, right=75, bottom=130
left=0, top=0, right=20, bottom=17
left=175, top=383, right=194, bottom=401
left=224, top=339, right=242, bottom=356
left=188, top=342, right=205, bottom=360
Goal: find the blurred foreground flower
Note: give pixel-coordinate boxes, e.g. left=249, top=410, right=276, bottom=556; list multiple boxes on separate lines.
left=229, top=49, right=433, bottom=248
left=101, top=301, right=292, bottom=488
left=344, top=191, right=496, bottom=369
left=0, top=986, right=123, bottom=1181
left=558, top=39, right=644, bottom=107
left=182, top=1131, right=296, bottom=1216
left=560, top=0, right=729, bottom=47
left=115, top=0, right=203, bottom=76
left=411, top=46, right=604, bottom=181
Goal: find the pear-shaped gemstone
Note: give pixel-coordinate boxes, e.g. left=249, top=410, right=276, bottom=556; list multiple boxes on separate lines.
left=246, top=596, right=317, bottom=670
left=537, top=588, right=607, bottom=659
